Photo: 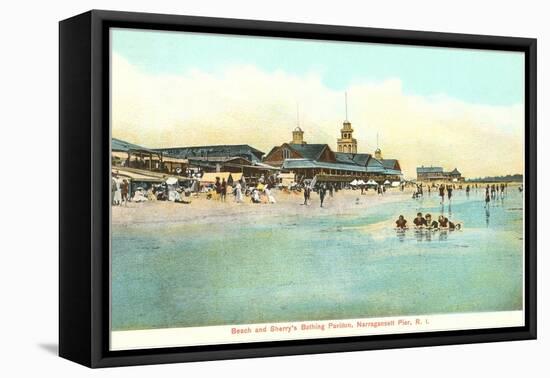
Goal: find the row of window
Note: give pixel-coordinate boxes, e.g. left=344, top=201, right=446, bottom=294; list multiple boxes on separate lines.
left=338, top=145, right=356, bottom=153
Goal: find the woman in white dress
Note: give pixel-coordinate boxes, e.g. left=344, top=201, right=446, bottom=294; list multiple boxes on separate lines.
left=132, top=187, right=148, bottom=202
left=265, top=187, right=276, bottom=204
left=113, top=177, right=122, bottom=205
left=235, top=182, right=243, bottom=203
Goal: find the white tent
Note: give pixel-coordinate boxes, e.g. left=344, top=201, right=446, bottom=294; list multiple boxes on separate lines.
left=356, top=179, right=366, bottom=185
left=366, top=179, right=377, bottom=185
left=391, top=181, right=401, bottom=187
left=165, top=177, right=178, bottom=185
left=383, top=180, right=391, bottom=185
left=350, top=179, right=359, bottom=186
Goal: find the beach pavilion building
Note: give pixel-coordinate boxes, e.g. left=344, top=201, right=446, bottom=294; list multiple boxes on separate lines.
left=112, top=138, right=188, bottom=175
left=263, top=127, right=402, bottom=184
left=154, top=144, right=278, bottom=181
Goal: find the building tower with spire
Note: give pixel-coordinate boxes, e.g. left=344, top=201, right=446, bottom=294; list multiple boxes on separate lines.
left=291, top=103, right=306, bottom=144
left=292, top=126, right=305, bottom=144
left=374, top=132, right=383, bottom=159
left=337, top=92, right=357, bottom=153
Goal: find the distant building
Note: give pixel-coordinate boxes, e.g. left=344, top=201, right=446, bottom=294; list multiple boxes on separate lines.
left=380, top=159, right=402, bottom=173
left=156, top=144, right=265, bottom=163
left=265, top=95, right=402, bottom=184
left=112, top=137, right=187, bottom=174
left=155, top=144, right=275, bottom=178
left=263, top=130, right=402, bottom=183
left=416, top=166, right=463, bottom=182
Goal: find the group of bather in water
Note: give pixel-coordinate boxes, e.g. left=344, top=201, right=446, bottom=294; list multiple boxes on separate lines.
left=395, top=212, right=462, bottom=231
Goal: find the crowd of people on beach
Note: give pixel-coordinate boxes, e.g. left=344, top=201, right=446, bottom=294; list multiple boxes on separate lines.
left=395, top=212, right=461, bottom=231
left=484, top=183, right=508, bottom=207
left=411, top=182, right=511, bottom=206
left=208, top=175, right=278, bottom=205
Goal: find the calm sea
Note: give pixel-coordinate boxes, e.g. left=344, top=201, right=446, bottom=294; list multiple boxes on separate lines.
left=111, top=187, right=524, bottom=331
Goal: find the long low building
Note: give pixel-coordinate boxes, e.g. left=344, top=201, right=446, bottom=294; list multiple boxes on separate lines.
left=417, top=166, right=463, bottom=182
left=155, top=144, right=265, bottom=163
left=112, top=138, right=188, bottom=175
left=264, top=142, right=402, bottom=183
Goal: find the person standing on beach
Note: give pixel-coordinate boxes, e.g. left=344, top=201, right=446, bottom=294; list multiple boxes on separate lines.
left=220, top=178, right=227, bottom=202
left=329, top=183, right=334, bottom=198
left=485, top=186, right=491, bottom=207
left=113, top=175, right=122, bottom=205
left=466, top=184, right=470, bottom=198
left=265, top=186, right=276, bottom=204
left=319, top=184, right=327, bottom=208
left=121, top=179, right=129, bottom=205
left=439, top=184, right=445, bottom=204
left=111, top=176, right=117, bottom=206
left=214, top=177, right=221, bottom=200
left=303, top=185, right=311, bottom=205
left=234, top=181, right=243, bottom=203
left=447, top=185, right=453, bottom=202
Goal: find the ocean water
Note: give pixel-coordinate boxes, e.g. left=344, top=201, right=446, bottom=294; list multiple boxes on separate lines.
left=111, top=188, right=524, bottom=331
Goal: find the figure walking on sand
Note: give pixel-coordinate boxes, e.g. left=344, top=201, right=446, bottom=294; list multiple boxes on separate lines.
left=485, top=186, right=491, bottom=208
left=111, top=176, right=118, bottom=206
left=214, top=177, right=221, bottom=200
left=319, top=184, right=327, bottom=208
left=447, top=185, right=453, bottom=202
left=265, top=186, right=276, bottom=204
left=303, top=185, right=311, bottom=205
left=220, top=178, right=227, bottom=202
left=121, top=179, right=129, bottom=206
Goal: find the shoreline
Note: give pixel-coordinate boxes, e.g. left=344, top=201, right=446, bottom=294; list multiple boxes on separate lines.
left=111, top=183, right=520, bottom=226
left=112, top=188, right=414, bottom=226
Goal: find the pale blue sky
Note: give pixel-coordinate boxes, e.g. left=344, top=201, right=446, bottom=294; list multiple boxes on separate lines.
left=112, top=28, right=524, bottom=107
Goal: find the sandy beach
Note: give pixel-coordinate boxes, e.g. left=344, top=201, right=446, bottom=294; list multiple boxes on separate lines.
left=111, top=187, right=417, bottom=226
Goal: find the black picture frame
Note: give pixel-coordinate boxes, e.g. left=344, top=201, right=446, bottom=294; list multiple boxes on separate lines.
left=59, top=9, right=537, bottom=368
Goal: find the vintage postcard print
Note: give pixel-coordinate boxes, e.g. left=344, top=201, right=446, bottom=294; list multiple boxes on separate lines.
left=109, top=28, right=525, bottom=350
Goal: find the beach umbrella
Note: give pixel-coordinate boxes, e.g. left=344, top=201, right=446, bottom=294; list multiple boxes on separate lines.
left=350, top=179, right=358, bottom=186
left=366, top=179, right=377, bottom=185
left=383, top=180, right=391, bottom=185
left=357, top=179, right=366, bottom=185
left=166, top=177, right=178, bottom=185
